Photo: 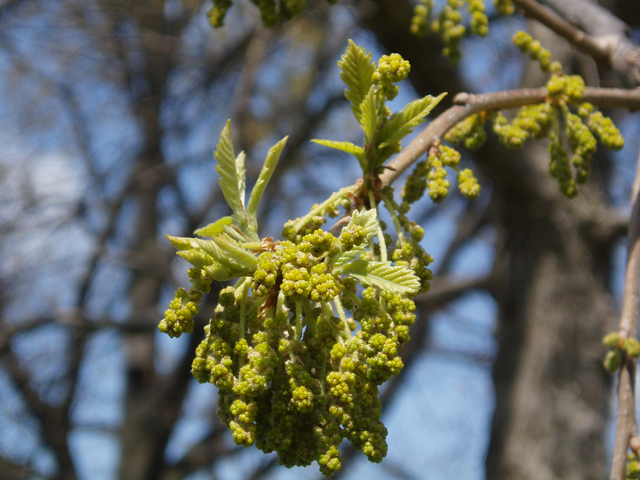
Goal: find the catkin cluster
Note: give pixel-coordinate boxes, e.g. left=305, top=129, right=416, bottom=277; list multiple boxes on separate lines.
left=402, top=143, right=480, bottom=205
left=512, top=30, right=562, bottom=73
left=602, top=331, right=640, bottom=375
left=444, top=30, right=624, bottom=198
left=159, top=267, right=212, bottom=338
left=183, top=224, right=420, bottom=475
left=411, top=0, right=489, bottom=62
left=373, top=53, right=411, bottom=101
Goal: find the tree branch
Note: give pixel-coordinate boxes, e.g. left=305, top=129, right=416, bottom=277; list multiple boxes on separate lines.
left=610, top=137, right=640, bottom=480
left=522, top=0, right=640, bottom=86
left=379, top=87, right=640, bottom=186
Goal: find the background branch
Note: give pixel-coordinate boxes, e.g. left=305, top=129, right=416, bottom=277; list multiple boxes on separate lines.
left=610, top=137, right=640, bottom=480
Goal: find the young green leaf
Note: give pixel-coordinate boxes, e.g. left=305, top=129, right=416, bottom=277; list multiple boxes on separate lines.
left=360, top=85, right=382, bottom=144
left=194, top=216, right=234, bottom=237
left=189, top=236, right=258, bottom=278
left=202, top=263, right=234, bottom=281
left=335, top=259, right=420, bottom=294
left=331, top=209, right=379, bottom=268
left=377, top=93, right=446, bottom=149
left=247, top=136, right=288, bottom=233
left=333, top=245, right=366, bottom=269
left=212, top=234, right=259, bottom=272
left=214, top=120, right=247, bottom=225
left=176, top=249, right=215, bottom=269
left=338, top=40, right=376, bottom=122
left=349, top=208, right=379, bottom=244
left=236, top=151, right=247, bottom=211
left=166, top=234, right=202, bottom=251
left=311, top=139, right=366, bottom=170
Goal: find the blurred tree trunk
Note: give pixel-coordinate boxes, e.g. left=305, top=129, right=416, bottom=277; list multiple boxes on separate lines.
left=96, top=2, right=199, bottom=478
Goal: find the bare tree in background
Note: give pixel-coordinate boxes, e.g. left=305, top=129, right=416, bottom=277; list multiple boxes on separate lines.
left=0, top=1, right=638, bottom=479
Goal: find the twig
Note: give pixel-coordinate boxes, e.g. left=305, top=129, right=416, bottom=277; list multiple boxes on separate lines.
left=610, top=138, right=640, bottom=480
left=415, top=275, right=491, bottom=310
left=513, top=0, right=611, bottom=65
left=379, top=87, right=640, bottom=186
left=512, top=0, right=639, bottom=86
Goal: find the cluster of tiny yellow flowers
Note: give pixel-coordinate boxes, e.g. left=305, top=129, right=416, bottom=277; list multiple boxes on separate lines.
left=402, top=143, right=480, bottom=205
left=373, top=53, right=411, bottom=101
left=444, top=31, right=624, bottom=198
left=445, top=112, right=487, bottom=149
left=181, top=219, right=423, bottom=474
left=159, top=267, right=212, bottom=338
left=578, top=103, right=625, bottom=150
left=494, top=0, right=515, bottom=15
left=160, top=40, right=470, bottom=477
left=602, top=331, right=640, bottom=375
left=512, top=30, right=562, bottom=73
left=432, top=1, right=474, bottom=62
left=411, top=0, right=489, bottom=62
left=491, top=102, right=555, bottom=149
left=627, top=444, right=640, bottom=480
left=410, top=0, right=434, bottom=37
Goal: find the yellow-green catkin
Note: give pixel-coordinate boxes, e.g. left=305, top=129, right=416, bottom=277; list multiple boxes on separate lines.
left=410, top=0, right=434, bottom=37
left=494, top=0, right=515, bottom=15
left=468, top=0, right=489, bottom=37
left=445, top=113, right=487, bottom=149
left=373, top=53, right=411, bottom=101
left=512, top=30, right=562, bottom=73
left=432, top=0, right=466, bottom=63
left=208, top=0, right=233, bottom=27
left=578, top=103, right=624, bottom=150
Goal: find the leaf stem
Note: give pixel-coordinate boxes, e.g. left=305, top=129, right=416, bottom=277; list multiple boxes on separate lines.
left=295, top=300, right=303, bottom=342
left=369, top=190, right=387, bottom=262
left=332, top=297, right=351, bottom=340
left=379, top=191, right=406, bottom=244
left=293, top=186, right=356, bottom=233
left=238, top=280, right=250, bottom=375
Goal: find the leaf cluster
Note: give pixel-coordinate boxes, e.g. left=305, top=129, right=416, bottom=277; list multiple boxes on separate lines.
left=313, top=40, right=445, bottom=177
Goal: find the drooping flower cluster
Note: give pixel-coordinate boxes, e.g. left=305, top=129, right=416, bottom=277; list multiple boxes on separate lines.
left=402, top=143, right=480, bottom=205
left=179, top=209, right=424, bottom=475
left=159, top=41, right=451, bottom=476
left=411, top=0, right=489, bottom=62
left=602, top=331, right=640, bottom=375
left=444, top=30, right=624, bottom=198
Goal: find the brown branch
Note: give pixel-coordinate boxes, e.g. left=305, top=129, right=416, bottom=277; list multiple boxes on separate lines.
left=512, top=0, right=611, bottom=65
left=513, top=0, right=639, bottom=86
left=415, top=275, right=491, bottom=310
left=379, top=87, right=640, bottom=187
left=610, top=138, right=640, bottom=480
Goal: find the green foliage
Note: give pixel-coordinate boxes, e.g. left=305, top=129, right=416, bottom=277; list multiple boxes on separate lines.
left=160, top=45, right=443, bottom=469
left=315, top=42, right=445, bottom=176
left=247, top=136, right=288, bottom=232
left=378, top=93, right=447, bottom=150
left=334, top=260, right=421, bottom=295
left=337, top=40, right=376, bottom=123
